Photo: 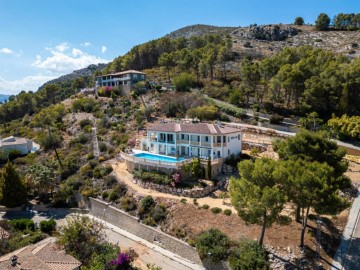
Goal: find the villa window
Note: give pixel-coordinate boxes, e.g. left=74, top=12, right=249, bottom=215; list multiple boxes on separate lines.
left=238, top=134, right=240, bottom=140
left=181, top=134, right=184, bottom=140
left=205, top=136, right=209, bottom=142
left=228, top=137, right=230, bottom=142
left=228, top=149, right=230, bottom=155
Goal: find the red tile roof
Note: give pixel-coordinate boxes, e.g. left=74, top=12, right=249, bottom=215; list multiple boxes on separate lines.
left=0, top=237, right=81, bottom=270
left=147, top=123, right=241, bottom=135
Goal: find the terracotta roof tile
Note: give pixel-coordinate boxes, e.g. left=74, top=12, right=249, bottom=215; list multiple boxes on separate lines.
left=147, top=123, right=240, bottom=135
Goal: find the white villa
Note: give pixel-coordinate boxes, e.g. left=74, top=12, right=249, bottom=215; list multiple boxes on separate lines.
left=0, top=136, right=39, bottom=155
left=95, top=70, right=146, bottom=87
left=121, top=122, right=242, bottom=176
left=143, top=122, right=242, bottom=160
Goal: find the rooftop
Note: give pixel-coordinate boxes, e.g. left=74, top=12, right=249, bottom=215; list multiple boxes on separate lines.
left=0, top=237, right=81, bottom=270
left=147, top=123, right=241, bottom=135
left=97, top=69, right=146, bottom=77
left=0, top=136, right=29, bottom=146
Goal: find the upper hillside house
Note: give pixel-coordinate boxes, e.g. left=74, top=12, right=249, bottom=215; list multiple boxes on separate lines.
left=0, top=237, right=81, bottom=270
left=0, top=136, right=39, bottom=155
left=143, top=122, right=242, bottom=159
left=96, top=70, right=146, bottom=87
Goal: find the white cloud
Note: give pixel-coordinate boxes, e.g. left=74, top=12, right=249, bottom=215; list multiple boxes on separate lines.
left=0, top=48, right=14, bottom=54
left=72, top=48, right=84, bottom=57
left=101, top=46, right=107, bottom=53
left=0, top=75, right=57, bottom=95
left=55, top=42, right=69, bottom=52
left=81, top=42, right=91, bottom=47
left=32, top=46, right=109, bottom=74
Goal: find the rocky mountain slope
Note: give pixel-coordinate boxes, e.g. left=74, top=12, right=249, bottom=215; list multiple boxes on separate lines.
left=166, top=24, right=237, bottom=39
left=231, top=24, right=360, bottom=58
left=167, top=24, right=360, bottom=59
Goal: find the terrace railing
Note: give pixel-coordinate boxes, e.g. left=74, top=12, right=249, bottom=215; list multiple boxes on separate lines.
left=120, top=151, right=193, bottom=169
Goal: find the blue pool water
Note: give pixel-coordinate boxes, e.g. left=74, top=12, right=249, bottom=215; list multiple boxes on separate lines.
left=134, top=153, right=186, bottom=163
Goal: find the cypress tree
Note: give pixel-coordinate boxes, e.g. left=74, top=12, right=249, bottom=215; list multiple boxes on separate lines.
left=0, top=161, right=27, bottom=207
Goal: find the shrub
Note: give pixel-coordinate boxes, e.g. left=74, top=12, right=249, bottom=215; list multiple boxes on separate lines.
left=180, top=198, right=187, bottom=204
left=79, top=119, right=93, bottom=129
left=195, top=228, right=230, bottom=262
left=143, top=216, right=156, bottom=226
left=211, top=207, right=222, bottom=214
left=108, top=191, right=119, bottom=202
left=8, top=149, right=21, bottom=161
left=10, top=219, right=35, bottom=231
left=269, top=114, right=284, bottom=124
left=229, top=238, right=270, bottom=270
left=102, top=191, right=109, bottom=200
left=151, top=204, right=167, bottom=223
left=120, top=196, right=137, bottom=212
left=223, top=209, right=232, bottom=216
left=202, top=204, right=210, bottom=210
left=138, top=196, right=156, bottom=217
left=173, top=73, right=195, bottom=92
left=40, top=219, right=56, bottom=233
left=244, top=41, right=252, bottom=48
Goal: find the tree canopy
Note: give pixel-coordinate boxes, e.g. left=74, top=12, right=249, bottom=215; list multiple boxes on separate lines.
left=0, top=161, right=27, bottom=207
left=229, top=158, right=287, bottom=245
left=315, top=13, right=330, bottom=31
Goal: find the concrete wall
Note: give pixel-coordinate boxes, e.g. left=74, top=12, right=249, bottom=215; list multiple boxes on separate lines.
left=88, top=198, right=203, bottom=264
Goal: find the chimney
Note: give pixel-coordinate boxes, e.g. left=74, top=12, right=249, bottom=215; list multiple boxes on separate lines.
left=10, top=255, right=18, bottom=267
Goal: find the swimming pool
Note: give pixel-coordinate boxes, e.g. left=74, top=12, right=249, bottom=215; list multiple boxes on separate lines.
left=133, top=153, right=186, bottom=163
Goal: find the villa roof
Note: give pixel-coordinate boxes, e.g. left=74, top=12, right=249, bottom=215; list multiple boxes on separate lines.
left=147, top=123, right=241, bottom=135
left=0, top=136, right=29, bottom=146
left=0, top=237, right=81, bottom=270
left=98, top=70, right=146, bottom=77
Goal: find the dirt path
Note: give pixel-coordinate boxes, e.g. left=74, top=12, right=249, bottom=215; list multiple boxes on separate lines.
left=112, top=162, right=234, bottom=210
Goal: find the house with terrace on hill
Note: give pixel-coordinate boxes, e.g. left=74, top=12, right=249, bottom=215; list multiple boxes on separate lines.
left=121, top=122, right=242, bottom=176
left=96, top=70, right=146, bottom=87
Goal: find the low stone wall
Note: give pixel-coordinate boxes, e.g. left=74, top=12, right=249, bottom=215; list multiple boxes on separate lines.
left=133, top=177, right=227, bottom=198
left=88, top=198, right=202, bottom=264
left=242, top=142, right=268, bottom=152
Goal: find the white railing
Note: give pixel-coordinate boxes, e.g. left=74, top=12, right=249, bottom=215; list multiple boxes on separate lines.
left=121, top=151, right=193, bottom=168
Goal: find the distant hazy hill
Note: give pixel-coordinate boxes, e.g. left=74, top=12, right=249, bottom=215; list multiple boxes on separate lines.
left=0, top=94, right=10, bottom=103
left=39, top=63, right=107, bottom=89
left=166, top=24, right=237, bottom=39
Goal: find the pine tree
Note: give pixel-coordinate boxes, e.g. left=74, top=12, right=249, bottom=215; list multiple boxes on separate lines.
left=0, top=161, right=27, bottom=207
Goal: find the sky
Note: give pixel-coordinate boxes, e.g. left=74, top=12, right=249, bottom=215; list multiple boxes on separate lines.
left=0, top=0, right=359, bottom=95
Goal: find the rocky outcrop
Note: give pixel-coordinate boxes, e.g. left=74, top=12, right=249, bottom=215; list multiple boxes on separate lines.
left=232, top=24, right=299, bottom=41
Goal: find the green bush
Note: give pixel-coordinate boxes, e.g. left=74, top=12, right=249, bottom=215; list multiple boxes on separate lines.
left=138, top=195, right=156, bottom=217
left=211, top=207, right=222, bottom=214
left=79, top=119, right=93, bottom=129
left=120, top=196, right=137, bottom=212
left=101, top=191, right=109, bottom=200
left=10, top=219, right=35, bottom=231
left=108, top=191, right=119, bottom=202
left=8, top=149, right=21, bottom=161
left=180, top=198, right=187, bottom=204
left=202, top=204, right=210, bottom=210
left=133, top=170, right=172, bottom=185
left=151, top=204, right=167, bottom=223
left=195, top=228, right=230, bottom=262
left=40, top=219, right=56, bottom=233
left=229, top=238, right=270, bottom=270
left=269, top=114, right=284, bottom=124
left=223, top=209, right=232, bottom=216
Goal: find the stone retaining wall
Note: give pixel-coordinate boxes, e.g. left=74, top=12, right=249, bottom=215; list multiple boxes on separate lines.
left=132, top=178, right=227, bottom=198
left=242, top=142, right=268, bottom=152
left=88, top=198, right=202, bottom=264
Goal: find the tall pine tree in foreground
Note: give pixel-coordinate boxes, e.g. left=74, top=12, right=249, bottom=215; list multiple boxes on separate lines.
left=0, top=161, right=27, bottom=207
